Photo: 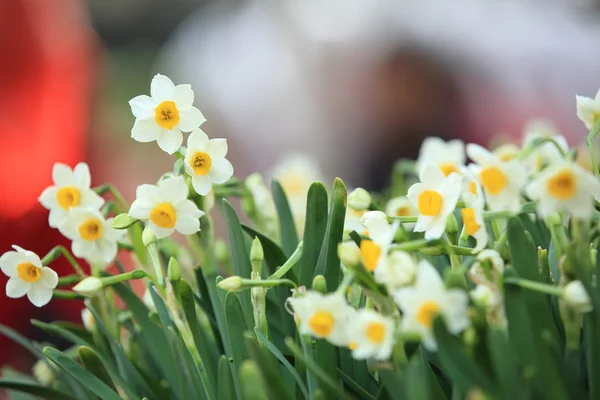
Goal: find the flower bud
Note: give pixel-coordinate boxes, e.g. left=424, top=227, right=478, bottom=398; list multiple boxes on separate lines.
left=250, top=238, right=264, bottom=263
left=32, top=360, right=56, bottom=387
left=112, top=213, right=138, bottom=230
left=142, top=225, right=156, bottom=246
left=81, top=308, right=96, bottom=332
left=312, top=275, right=327, bottom=294
left=445, top=213, right=459, bottom=234
left=348, top=188, right=371, bottom=211
left=73, top=277, right=103, bottom=296
left=469, top=285, right=498, bottom=311
left=218, top=276, right=244, bottom=292
left=167, top=257, right=182, bottom=283
left=337, top=242, right=361, bottom=268
left=563, top=280, right=593, bottom=313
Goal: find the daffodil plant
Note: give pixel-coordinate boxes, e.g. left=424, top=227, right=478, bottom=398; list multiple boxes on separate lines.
left=3, top=76, right=600, bottom=400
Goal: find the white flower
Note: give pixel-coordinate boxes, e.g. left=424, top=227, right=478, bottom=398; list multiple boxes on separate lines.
left=524, top=160, right=600, bottom=219
left=347, top=310, right=395, bottom=360
left=184, top=129, right=234, bottom=196
left=373, top=250, right=418, bottom=289
left=460, top=181, right=487, bottom=253
left=469, top=249, right=504, bottom=282
left=129, top=74, right=206, bottom=154
left=416, top=137, right=465, bottom=176
left=347, top=188, right=372, bottom=211
left=129, top=176, right=204, bottom=238
left=287, top=291, right=351, bottom=346
left=360, top=211, right=392, bottom=242
left=407, top=165, right=462, bottom=240
left=576, top=89, right=600, bottom=130
left=81, top=309, right=96, bottom=331
left=469, top=285, right=499, bottom=311
left=492, top=143, right=520, bottom=163
left=393, top=260, right=470, bottom=351
left=38, top=163, right=105, bottom=228
left=359, top=212, right=398, bottom=273
left=563, top=280, right=593, bottom=313
left=466, top=143, right=527, bottom=211
left=0, top=245, right=58, bottom=307
left=521, top=120, right=568, bottom=174
left=344, top=208, right=368, bottom=236
left=386, top=196, right=417, bottom=219
left=59, top=208, right=124, bottom=266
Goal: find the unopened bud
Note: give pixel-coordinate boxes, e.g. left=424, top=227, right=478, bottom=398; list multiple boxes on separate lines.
left=250, top=238, right=264, bottom=263
left=563, top=280, right=593, bottom=313
left=337, top=242, right=361, bottom=268
left=112, top=213, right=139, bottom=230
left=142, top=226, right=156, bottom=246
left=73, top=277, right=103, bottom=296
left=167, top=257, right=181, bottom=283
left=218, top=276, right=244, bottom=292
left=348, top=188, right=371, bottom=211
left=32, top=360, right=56, bottom=387
left=445, top=213, right=459, bottom=234
left=312, top=275, right=327, bottom=294
left=81, top=308, right=96, bottom=332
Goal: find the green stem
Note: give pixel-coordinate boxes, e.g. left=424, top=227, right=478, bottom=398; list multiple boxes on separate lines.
left=57, top=275, right=80, bottom=287
left=147, top=243, right=165, bottom=288
left=94, top=184, right=129, bottom=211
left=335, top=272, right=355, bottom=296
left=101, top=269, right=148, bottom=286
left=517, top=136, right=567, bottom=161
left=41, top=245, right=85, bottom=277
left=391, top=239, right=429, bottom=252
left=504, top=277, right=564, bottom=296
left=483, top=202, right=536, bottom=220
left=586, top=119, right=600, bottom=179
left=53, top=290, right=85, bottom=300
left=268, top=242, right=303, bottom=279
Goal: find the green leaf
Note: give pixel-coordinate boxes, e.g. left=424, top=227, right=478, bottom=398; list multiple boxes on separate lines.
left=225, top=292, right=250, bottom=368
left=379, top=369, right=407, bottom=400
left=241, top=224, right=287, bottom=274
left=314, top=178, right=347, bottom=291
left=0, top=324, right=45, bottom=359
left=43, top=347, right=122, bottom=400
left=337, top=369, right=375, bottom=400
left=585, top=312, right=600, bottom=399
left=0, top=378, right=79, bottom=400
left=166, top=326, right=208, bottom=400
left=78, top=346, right=116, bottom=392
left=218, top=356, right=236, bottom=400
left=255, top=329, right=309, bottom=399
left=298, top=182, right=329, bottom=287
left=272, top=179, right=300, bottom=256
left=238, top=360, right=269, bottom=400
left=487, top=327, right=520, bottom=399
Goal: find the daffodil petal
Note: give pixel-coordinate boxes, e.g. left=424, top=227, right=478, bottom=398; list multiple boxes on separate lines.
left=129, top=94, right=156, bottom=119
left=178, top=107, right=206, bottom=132
left=40, top=267, right=58, bottom=289
left=207, top=158, right=234, bottom=184
left=27, top=285, right=53, bottom=307
left=6, top=278, right=29, bottom=298
left=150, top=74, right=175, bottom=102
left=172, top=84, right=194, bottom=110
left=157, top=129, right=183, bottom=155
left=131, top=118, right=162, bottom=142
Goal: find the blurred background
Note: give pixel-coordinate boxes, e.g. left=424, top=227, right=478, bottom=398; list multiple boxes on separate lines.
left=1, top=0, right=600, bottom=375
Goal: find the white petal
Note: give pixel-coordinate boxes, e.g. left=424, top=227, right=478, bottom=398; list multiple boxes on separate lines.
left=131, top=118, right=163, bottom=142
left=98, top=239, right=118, bottom=264
left=136, top=184, right=161, bottom=204
left=80, top=189, right=105, bottom=210
left=38, top=186, right=58, bottom=209
left=176, top=199, right=204, bottom=218
left=0, top=251, right=20, bottom=277
left=72, top=240, right=95, bottom=259
left=40, top=267, right=59, bottom=289
left=415, top=260, right=445, bottom=292
left=151, top=74, right=175, bottom=102
left=419, top=164, right=445, bottom=186
left=413, top=216, right=433, bottom=232
left=406, top=183, right=425, bottom=204
left=6, top=278, right=29, bottom=298
left=207, top=139, right=228, bottom=158
left=424, top=220, right=446, bottom=240
left=128, top=199, right=153, bottom=220
left=102, top=221, right=126, bottom=242
left=48, top=209, right=68, bottom=228
left=157, top=129, right=183, bottom=155
left=158, top=176, right=188, bottom=203
left=207, top=158, right=234, bottom=184
left=172, top=84, right=194, bottom=110
left=73, top=163, right=92, bottom=188
left=187, top=128, right=209, bottom=149
left=177, top=107, right=206, bottom=132
left=150, top=224, right=175, bottom=239
left=466, top=143, right=493, bottom=166
left=175, top=215, right=201, bottom=235
left=27, top=285, right=53, bottom=307
left=192, top=175, right=213, bottom=196
left=129, top=95, right=156, bottom=119
left=53, top=163, right=74, bottom=186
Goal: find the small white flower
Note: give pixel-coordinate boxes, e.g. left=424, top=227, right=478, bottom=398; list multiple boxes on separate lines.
left=466, top=143, right=527, bottom=211
left=38, top=163, right=105, bottom=228
left=0, top=246, right=58, bottom=307
left=492, top=143, right=520, bottom=163
left=360, top=211, right=392, bottom=242
left=394, top=260, right=470, bottom=351
left=347, top=188, right=372, bottom=211
left=407, top=165, right=462, bottom=240
left=287, top=291, right=351, bottom=346
left=129, top=176, right=204, bottom=238
left=81, top=309, right=96, bottom=331
left=359, top=213, right=398, bottom=273
left=386, top=196, right=417, bottom=220
left=469, top=249, right=505, bottom=282
left=576, top=89, right=600, bottom=130
left=184, top=129, right=234, bottom=196
left=373, top=249, right=418, bottom=289
left=460, top=181, right=487, bottom=253
left=416, top=137, right=465, bottom=176
left=129, top=74, right=206, bottom=154
left=59, top=208, right=124, bottom=266
left=347, top=310, right=395, bottom=360
left=563, top=280, right=593, bottom=313
left=521, top=120, right=568, bottom=173
left=469, top=285, right=499, bottom=311
left=344, top=208, right=368, bottom=236
left=524, top=160, right=600, bottom=219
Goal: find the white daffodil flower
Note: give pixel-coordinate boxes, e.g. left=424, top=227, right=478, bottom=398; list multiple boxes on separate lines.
left=416, top=137, right=466, bottom=176
left=393, top=260, right=470, bottom=351
left=129, top=176, right=204, bottom=239
left=407, top=165, right=462, bottom=240
left=287, top=291, right=351, bottom=346
left=129, top=74, right=206, bottom=154
left=373, top=249, right=418, bottom=289
left=38, top=163, right=104, bottom=228
left=460, top=180, right=487, bottom=253
left=184, top=129, right=234, bottom=196
left=521, top=120, right=569, bottom=173
left=347, top=309, right=395, bottom=361
left=344, top=208, right=367, bottom=237
left=358, top=212, right=398, bottom=273
left=466, top=143, right=526, bottom=212
left=492, top=143, right=521, bottom=163
left=576, top=89, right=600, bottom=130
left=525, top=160, right=600, bottom=219
left=59, top=208, right=124, bottom=266
left=0, top=245, right=58, bottom=307
left=386, top=196, right=417, bottom=219
left=469, top=249, right=505, bottom=283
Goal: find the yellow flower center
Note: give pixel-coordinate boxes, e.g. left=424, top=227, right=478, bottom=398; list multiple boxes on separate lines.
left=154, top=101, right=180, bottom=130
left=439, top=162, right=458, bottom=176
left=309, top=311, right=335, bottom=337
left=78, top=218, right=103, bottom=241
left=360, top=240, right=381, bottom=272
left=366, top=322, right=386, bottom=344
left=17, top=262, right=41, bottom=283
left=418, top=190, right=443, bottom=216
left=416, top=300, right=441, bottom=328
left=469, top=181, right=477, bottom=195
left=396, top=206, right=410, bottom=217
left=150, top=203, right=177, bottom=228
left=348, top=341, right=358, bottom=350
left=190, top=151, right=212, bottom=176
left=547, top=169, right=577, bottom=200
left=461, top=208, right=480, bottom=236
left=56, top=186, right=81, bottom=211
left=479, top=166, right=506, bottom=195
